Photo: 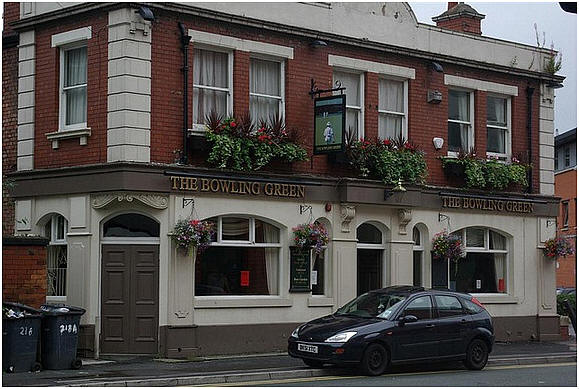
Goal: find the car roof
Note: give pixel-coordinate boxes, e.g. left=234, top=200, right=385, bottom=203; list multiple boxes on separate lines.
left=370, top=285, right=471, bottom=299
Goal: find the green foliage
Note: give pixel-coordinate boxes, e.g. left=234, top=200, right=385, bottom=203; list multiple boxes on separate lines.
left=204, top=113, right=308, bottom=171
left=557, top=293, right=576, bottom=317
left=533, top=23, right=562, bottom=75
left=442, top=155, right=530, bottom=191
left=347, top=136, right=427, bottom=185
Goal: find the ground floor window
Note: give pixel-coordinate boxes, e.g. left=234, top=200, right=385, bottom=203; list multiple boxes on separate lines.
left=432, top=227, right=508, bottom=294
left=311, top=250, right=325, bottom=295
left=44, top=214, right=68, bottom=297
left=195, top=216, right=280, bottom=296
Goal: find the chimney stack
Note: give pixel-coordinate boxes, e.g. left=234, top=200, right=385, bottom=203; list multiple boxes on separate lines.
left=432, top=2, right=485, bottom=35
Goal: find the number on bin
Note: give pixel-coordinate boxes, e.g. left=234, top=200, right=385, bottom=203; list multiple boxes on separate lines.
left=59, top=323, right=78, bottom=334
left=19, top=327, right=33, bottom=336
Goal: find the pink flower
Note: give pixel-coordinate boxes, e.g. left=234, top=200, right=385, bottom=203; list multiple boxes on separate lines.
left=230, top=122, right=237, bottom=128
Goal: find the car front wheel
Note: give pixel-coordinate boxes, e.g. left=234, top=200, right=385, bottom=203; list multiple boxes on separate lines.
left=360, top=343, right=389, bottom=376
left=303, top=358, right=324, bottom=368
left=464, top=339, right=489, bottom=370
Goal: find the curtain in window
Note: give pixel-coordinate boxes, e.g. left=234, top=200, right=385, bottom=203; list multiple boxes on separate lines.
left=222, top=218, right=250, bottom=240
left=193, top=49, right=228, bottom=124
left=250, top=59, right=280, bottom=123
left=378, top=79, right=404, bottom=139
left=449, top=91, right=469, bottom=151
left=263, top=223, right=278, bottom=295
left=493, top=254, right=505, bottom=292
left=334, top=71, right=360, bottom=139
left=65, top=47, right=87, bottom=125
left=489, top=230, right=506, bottom=250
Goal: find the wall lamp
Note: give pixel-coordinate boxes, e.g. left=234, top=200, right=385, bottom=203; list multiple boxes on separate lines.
left=137, top=6, right=155, bottom=21
left=431, top=61, right=444, bottom=72
left=310, top=39, right=328, bottom=48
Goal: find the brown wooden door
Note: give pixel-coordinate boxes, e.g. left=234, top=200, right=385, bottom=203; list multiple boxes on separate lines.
left=101, top=245, right=159, bottom=354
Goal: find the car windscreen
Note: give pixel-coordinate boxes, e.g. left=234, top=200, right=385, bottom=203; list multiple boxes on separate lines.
left=335, top=292, right=407, bottom=319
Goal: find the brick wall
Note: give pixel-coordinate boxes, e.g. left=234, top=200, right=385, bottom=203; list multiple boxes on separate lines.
left=555, top=169, right=577, bottom=287
left=2, top=2, right=20, bottom=236
left=436, top=17, right=482, bottom=35
left=2, top=237, right=49, bottom=308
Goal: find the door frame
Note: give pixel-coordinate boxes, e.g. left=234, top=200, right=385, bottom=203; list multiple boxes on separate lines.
left=356, top=221, right=390, bottom=294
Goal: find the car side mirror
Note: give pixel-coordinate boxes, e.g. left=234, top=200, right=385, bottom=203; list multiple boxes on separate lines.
left=398, top=314, right=418, bottom=326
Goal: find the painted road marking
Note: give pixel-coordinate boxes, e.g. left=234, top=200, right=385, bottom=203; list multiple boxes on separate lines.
left=199, top=362, right=577, bottom=387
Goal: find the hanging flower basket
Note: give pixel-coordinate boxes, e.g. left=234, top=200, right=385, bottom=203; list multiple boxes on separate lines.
left=292, top=222, right=329, bottom=254
left=171, top=218, right=215, bottom=256
left=543, top=237, right=575, bottom=260
left=431, top=230, right=464, bottom=262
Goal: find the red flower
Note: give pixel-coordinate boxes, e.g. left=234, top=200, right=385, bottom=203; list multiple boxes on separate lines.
left=230, top=122, right=237, bottom=128
left=383, top=139, right=391, bottom=146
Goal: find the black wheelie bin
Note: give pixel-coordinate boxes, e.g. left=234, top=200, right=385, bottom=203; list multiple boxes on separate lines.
left=40, top=304, right=85, bottom=369
left=2, top=302, right=42, bottom=373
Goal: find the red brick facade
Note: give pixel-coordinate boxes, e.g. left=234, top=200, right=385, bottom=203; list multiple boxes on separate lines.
left=555, top=169, right=577, bottom=288
left=2, top=238, right=48, bottom=309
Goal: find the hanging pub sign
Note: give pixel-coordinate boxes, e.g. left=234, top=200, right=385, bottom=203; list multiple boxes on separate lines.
left=289, top=247, right=311, bottom=292
left=313, top=94, right=346, bottom=154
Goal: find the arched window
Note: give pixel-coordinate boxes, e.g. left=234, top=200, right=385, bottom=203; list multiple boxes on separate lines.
left=103, top=213, right=160, bottom=238
left=412, top=226, right=423, bottom=287
left=44, top=214, right=68, bottom=298
left=432, top=227, right=508, bottom=294
left=195, top=216, right=281, bottom=296
left=357, top=223, right=387, bottom=295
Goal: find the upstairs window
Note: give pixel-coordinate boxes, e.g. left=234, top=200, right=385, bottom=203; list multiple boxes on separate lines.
left=555, top=148, right=559, bottom=170
left=193, top=48, right=232, bottom=130
left=562, top=201, right=569, bottom=228
left=564, top=146, right=570, bottom=167
left=448, top=90, right=473, bottom=153
left=378, top=79, right=406, bottom=140
left=250, top=58, right=283, bottom=124
left=60, top=46, right=87, bottom=130
left=333, top=70, right=363, bottom=140
left=486, top=96, right=510, bottom=158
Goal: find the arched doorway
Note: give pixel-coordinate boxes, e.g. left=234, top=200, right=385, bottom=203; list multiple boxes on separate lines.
left=356, top=222, right=388, bottom=295
left=100, top=213, right=160, bottom=354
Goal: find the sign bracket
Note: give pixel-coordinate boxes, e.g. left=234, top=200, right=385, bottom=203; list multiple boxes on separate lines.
left=309, top=78, right=345, bottom=99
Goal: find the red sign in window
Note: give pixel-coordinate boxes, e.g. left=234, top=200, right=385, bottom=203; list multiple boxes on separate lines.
left=498, top=278, right=505, bottom=292
left=240, top=271, right=250, bottom=287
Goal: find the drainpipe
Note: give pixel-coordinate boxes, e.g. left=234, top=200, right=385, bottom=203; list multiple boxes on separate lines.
left=526, top=86, right=535, bottom=194
left=178, top=22, right=192, bottom=164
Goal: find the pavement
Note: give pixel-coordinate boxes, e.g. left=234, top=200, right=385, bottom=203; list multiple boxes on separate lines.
left=2, top=340, right=576, bottom=387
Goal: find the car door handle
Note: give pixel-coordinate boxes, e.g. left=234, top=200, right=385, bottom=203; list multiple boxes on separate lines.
left=459, top=319, right=468, bottom=325
left=426, top=324, right=435, bottom=328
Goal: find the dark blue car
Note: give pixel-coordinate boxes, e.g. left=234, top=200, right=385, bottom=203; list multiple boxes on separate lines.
left=288, top=286, right=494, bottom=376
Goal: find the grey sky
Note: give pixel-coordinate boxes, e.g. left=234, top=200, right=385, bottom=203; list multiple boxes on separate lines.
left=410, top=1, right=577, bottom=133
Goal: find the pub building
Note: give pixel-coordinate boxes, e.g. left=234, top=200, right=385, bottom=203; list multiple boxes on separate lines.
left=3, top=2, right=563, bottom=358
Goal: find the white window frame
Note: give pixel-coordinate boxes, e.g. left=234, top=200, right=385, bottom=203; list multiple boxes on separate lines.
left=447, top=88, right=475, bottom=156
left=58, top=42, right=88, bottom=132
left=249, top=55, right=285, bottom=124
left=192, top=45, right=234, bottom=133
left=356, top=222, right=389, bottom=289
left=412, top=226, right=424, bottom=287
left=486, top=94, right=512, bottom=159
left=46, top=214, right=68, bottom=300
left=378, top=77, right=408, bottom=140
left=333, top=69, right=364, bottom=140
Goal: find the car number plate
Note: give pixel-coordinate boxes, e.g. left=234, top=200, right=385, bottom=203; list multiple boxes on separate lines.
left=298, top=343, right=318, bottom=354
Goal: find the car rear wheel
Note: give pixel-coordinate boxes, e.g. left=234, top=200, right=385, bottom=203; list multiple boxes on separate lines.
left=303, top=358, right=324, bottom=368
left=360, top=343, right=389, bottom=376
left=464, top=339, right=489, bottom=370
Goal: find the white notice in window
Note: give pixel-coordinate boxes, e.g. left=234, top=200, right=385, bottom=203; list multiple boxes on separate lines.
left=311, top=271, right=318, bottom=285
left=476, top=279, right=482, bottom=289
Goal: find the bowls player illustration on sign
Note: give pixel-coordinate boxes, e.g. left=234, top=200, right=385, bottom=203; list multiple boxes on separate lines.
left=314, top=95, right=346, bottom=154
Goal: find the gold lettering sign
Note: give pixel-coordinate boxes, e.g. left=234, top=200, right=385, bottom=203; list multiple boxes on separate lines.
left=170, top=176, right=305, bottom=199
left=441, top=195, right=534, bottom=214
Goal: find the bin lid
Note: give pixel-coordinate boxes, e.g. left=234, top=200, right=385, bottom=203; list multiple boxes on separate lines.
left=40, top=303, right=86, bottom=316
left=3, top=302, right=42, bottom=319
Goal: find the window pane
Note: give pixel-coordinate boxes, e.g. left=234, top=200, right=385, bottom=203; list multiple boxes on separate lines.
left=357, top=223, right=382, bottom=244
left=65, top=86, right=87, bottom=125
left=402, top=296, right=432, bottom=320
left=489, top=230, right=506, bottom=250
left=250, top=95, right=280, bottom=124
left=193, top=88, right=228, bottom=125
left=346, top=108, right=359, bottom=140
left=432, top=257, right=448, bottom=289
left=413, top=251, right=422, bottom=286
left=56, top=215, right=66, bottom=241
left=222, top=217, right=250, bottom=241
left=448, top=122, right=469, bottom=152
left=312, top=251, right=325, bottom=295
left=254, top=219, right=280, bottom=243
left=435, top=295, right=463, bottom=317
left=47, top=245, right=67, bottom=297
left=194, top=49, right=228, bottom=88
left=65, top=47, right=87, bottom=87
left=103, top=214, right=160, bottom=237
left=450, top=253, right=505, bottom=293
left=466, top=227, right=485, bottom=247
left=357, top=249, right=382, bottom=295
left=333, top=71, right=360, bottom=105
left=412, top=227, right=421, bottom=246
left=378, top=79, right=404, bottom=113
left=487, top=127, right=506, bottom=154
left=563, top=202, right=569, bottom=227
left=487, top=96, right=506, bottom=127
left=449, top=90, right=469, bottom=121
left=195, top=246, right=278, bottom=295
left=378, top=114, right=402, bottom=140
left=250, top=58, right=280, bottom=96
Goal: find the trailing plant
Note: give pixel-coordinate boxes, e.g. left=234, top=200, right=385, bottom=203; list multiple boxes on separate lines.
left=441, top=153, right=529, bottom=191
left=346, top=133, right=427, bottom=185
left=431, top=230, right=464, bottom=262
left=543, top=236, right=575, bottom=260
left=171, top=218, right=215, bottom=255
left=204, top=111, right=308, bottom=171
left=557, top=293, right=576, bottom=317
left=292, top=222, right=329, bottom=254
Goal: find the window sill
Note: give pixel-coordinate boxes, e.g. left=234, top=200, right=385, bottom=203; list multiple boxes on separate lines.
left=194, top=296, right=292, bottom=308
left=46, top=128, right=91, bottom=149
left=471, top=293, right=518, bottom=304
left=308, top=296, right=334, bottom=307
left=188, top=127, right=206, bottom=137
left=46, top=296, right=67, bottom=303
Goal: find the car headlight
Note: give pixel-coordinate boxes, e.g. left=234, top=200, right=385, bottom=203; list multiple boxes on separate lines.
left=324, top=331, right=357, bottom=343
left=291, top=326, right=301, bottom=338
